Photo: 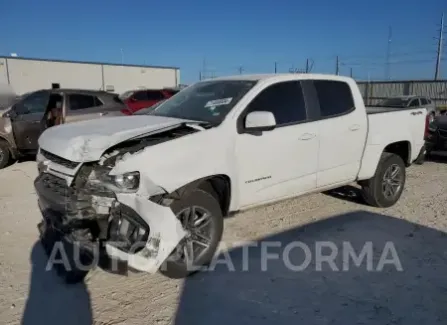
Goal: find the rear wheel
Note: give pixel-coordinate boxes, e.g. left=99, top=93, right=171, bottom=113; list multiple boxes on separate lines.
left=159, top=188, right=224, bottom=279
left=0, top=140, right=11, bottom=169
left=361, top=153, right=406, bottom=208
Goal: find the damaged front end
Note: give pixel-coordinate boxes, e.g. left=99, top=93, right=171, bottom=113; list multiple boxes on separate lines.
left=35, top=147, right=186, bottom=275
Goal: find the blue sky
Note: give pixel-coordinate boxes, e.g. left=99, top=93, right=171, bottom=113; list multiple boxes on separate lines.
left=1, top=0, right=446, bottom=83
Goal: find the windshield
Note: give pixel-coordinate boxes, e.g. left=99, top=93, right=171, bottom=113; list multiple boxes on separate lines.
left=379, top=98, right=410, bottom=107
left=143, top=80, right=257, bottom=123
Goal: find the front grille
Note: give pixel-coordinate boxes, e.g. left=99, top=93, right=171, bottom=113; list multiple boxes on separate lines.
left=40, top=173, right=74, bottom=198
left=40, top=149, right=79, bottom=169
left=438, top=129, right=447, bottom=138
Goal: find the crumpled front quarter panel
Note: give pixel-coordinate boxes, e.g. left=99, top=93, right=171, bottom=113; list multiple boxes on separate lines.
left=109, top=129, right=234, bottom=194
left=106, top=193, right=186, bottom=273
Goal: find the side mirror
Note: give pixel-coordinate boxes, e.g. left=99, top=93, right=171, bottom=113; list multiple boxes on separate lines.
left=244, top=111, right=276, bottom=132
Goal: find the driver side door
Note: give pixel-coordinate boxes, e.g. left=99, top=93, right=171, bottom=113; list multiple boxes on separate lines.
left=11, top=91, right=49, bottom=151
left=235, top=81, right=319, bottom=208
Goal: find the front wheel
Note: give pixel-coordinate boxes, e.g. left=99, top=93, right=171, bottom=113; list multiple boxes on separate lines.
left=159, top=188, right=224, bottom=279
left=361, top=153, right=406, bottom=208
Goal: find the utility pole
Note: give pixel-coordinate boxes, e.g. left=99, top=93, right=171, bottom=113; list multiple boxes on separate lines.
left=385, top=26, right=392, bottom=80
left=274, top=62, right=277, bottom=73
left=305, top=59, right=309, bottom=73
left=238, top=65, right=244, bottom=74
left=435, top=13, right=444, bottom=80
left=350, top=67, right=353, bottom=78
left=335, top=56, right=339, bottom=75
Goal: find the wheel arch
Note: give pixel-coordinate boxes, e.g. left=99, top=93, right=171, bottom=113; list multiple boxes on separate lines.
left=383, top=140, right=411, bottom=166
left=164, top=174, right=232, bottom=216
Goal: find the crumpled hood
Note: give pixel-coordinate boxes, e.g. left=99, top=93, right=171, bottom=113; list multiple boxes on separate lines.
left=38, top=115, right=191, bottom=162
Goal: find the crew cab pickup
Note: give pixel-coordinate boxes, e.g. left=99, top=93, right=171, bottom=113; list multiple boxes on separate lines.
left=34, top=74, right=426, bottom=283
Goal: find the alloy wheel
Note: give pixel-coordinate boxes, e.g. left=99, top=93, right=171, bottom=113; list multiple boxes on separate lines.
left=170, top=206, right=213, bottom=268
left=381, top=164, right=403, bottom=200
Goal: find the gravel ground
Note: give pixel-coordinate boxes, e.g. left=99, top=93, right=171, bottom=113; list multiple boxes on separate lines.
left=0, top=159, right=446, bottom=325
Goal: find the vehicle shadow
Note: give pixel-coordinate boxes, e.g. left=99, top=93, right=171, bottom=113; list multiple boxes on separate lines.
left=323, top=185, right=367, bottom=205
left=21, top=242, right=92, bottom=325
left=174, top=210, right=447, bottom=325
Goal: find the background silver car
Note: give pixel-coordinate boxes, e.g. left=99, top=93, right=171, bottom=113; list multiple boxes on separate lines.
left=378, top=95, right=437, bottom=122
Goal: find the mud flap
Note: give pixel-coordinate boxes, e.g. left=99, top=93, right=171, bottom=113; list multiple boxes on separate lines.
left=105, top=193, right=186, bottom=273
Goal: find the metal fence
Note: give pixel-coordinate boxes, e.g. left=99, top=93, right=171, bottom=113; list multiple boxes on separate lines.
left=357, top=80, right=447, bottom=109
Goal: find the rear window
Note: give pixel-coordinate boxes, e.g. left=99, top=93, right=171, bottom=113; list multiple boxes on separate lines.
left=119, top=91, right=134, bottom=100
left=112, top=95, right=124, bottom=104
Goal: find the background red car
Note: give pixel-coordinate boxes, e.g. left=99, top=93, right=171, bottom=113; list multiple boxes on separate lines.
left=120, top=88, right=179, bottom=114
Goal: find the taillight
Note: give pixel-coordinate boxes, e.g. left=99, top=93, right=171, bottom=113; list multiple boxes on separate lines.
left=424, top=114, right=429, bottom=139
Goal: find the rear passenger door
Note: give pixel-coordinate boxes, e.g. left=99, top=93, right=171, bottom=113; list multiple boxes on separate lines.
left=65, top=94, right=103, bottom=123
left=311, top=80, right=368, bottom=188
left=235, top=81, right=319, bottom=207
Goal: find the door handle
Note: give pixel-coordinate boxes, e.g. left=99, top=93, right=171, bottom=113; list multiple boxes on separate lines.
left=411, top=111, right=423, bottom=115
left=349, top=124, right=361, bottom=131
left=298, top=133, right=316, bottom=140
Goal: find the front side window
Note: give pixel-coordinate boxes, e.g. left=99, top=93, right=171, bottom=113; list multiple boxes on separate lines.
left=148, top=80, right=257, bottom=124
left=133, top=91, right=148, bottom=101
left=313, top=80, right=355, bottom=118
left=15, top=91, right=49, bottom=114
left=245, top=81, right=307, bottom=125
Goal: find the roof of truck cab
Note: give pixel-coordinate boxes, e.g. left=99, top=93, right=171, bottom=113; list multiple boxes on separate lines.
left=206, top=73, right=354, bottom=82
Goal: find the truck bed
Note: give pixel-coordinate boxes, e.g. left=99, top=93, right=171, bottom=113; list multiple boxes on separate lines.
left=366, top=106, right=410, bottom=114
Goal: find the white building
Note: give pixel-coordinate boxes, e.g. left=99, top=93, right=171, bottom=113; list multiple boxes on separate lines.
left=0, top=56, right=180, bottom=95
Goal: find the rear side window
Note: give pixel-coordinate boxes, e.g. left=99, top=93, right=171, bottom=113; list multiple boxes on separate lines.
left=69, top=94, right=102, bottom=110
left=420, top=98, right=428, bottom=105
left=245, top=81, right=307, bottom=125
left=147, top=91, right=165, bottom=100
left=313, top=80, right=355, bottom=118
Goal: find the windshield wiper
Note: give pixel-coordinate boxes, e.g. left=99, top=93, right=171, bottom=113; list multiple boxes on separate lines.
left=184, top=120, right=217, bottom=131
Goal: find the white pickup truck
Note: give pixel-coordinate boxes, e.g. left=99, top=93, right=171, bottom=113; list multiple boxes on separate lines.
left=34, top=74, right=426, bottom=283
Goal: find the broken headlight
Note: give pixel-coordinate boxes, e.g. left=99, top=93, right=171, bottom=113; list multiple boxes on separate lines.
left=87, top=169, right=140, bottom=193
left=114, top=172, right=140, bottom=191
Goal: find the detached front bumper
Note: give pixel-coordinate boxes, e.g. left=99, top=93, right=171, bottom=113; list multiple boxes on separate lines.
left=34, top=171, right=186, bottom=274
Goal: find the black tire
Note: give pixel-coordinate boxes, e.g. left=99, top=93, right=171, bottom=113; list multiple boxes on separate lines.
left=0, top=140, right=11, bottom=169
left=361, top=153, right=406, bottom=208
left=39, top=227, right=90, bottom=284
left=159, top=188, right=224, bottom=279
